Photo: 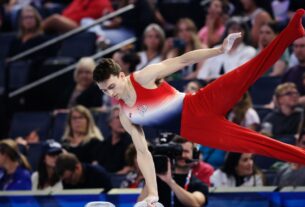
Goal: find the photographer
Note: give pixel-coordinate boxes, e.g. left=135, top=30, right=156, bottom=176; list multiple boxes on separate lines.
left=140, top=136, right=208, bottom=207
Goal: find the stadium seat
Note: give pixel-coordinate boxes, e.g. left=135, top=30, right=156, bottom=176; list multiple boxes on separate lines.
left=50, top=112, right=68, bottom=142
left=27, top=143, right=44, bottom=171
left=9, top=111, right=52, bottom=140
left=0, top=32, right=16, bottom=60
left=250, top=76, right=281, bottom=105
left=8, top=60, right=31, bottom=89
left=92, top=110, right=111, bottom=139
left=57, top=32, right=97, bottom=59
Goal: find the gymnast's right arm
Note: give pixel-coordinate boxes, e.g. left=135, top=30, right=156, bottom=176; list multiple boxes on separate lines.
left=119, top=109, right=158, bottom=203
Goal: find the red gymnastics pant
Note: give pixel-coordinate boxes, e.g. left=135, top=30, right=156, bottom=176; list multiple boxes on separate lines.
left=180, top=9, right=305, bottom=165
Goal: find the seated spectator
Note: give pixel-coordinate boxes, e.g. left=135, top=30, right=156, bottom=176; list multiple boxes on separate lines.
left=120, top=144, right=144, bottom=188
left=198, top=0, right=228, bottom=48
left=55, top=153, right=112, bottom=191
left=262, top=83, right=302, bottom=137
left=227, top=92, right=260, bottom=131
left=0, top=139, right=32, bottom=190
left=56, top=57, right=103, bottom=109
left=112, top=49, right=140, bottom=75
left=197, top=16, right=256, bottom=81
left=42, top=0, right=113, bottom=34
left=136, top=23, right=165, bottom=71
left=7, top=5, right=50, bottom=80
left=163, top=18, right=203, bottom=80
left=240, top=0, right=272, bottom=46
left=62, top=105, right=104, bottom=164
left=271, top=0, right=290, bottom=29
left=282, top=36, right=305, bottom=104
left=258, top=22, right=290, bottom=77
left=273, top=130, right=305, bottom=186
left=210, top=152, right=264, bottom=187
left=96, top=105, right=131, bottom=173
left=31, top=140, right=63, bottom=191
left=184, top=80, right=202, bottom=94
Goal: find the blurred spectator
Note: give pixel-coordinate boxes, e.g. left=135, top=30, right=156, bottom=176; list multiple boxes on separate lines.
left=258, top=21, right=289, bottom=77
left=271, top=0, right=290, bottom=29
left=282, top=36, right=305, bottom=104
left=42, top=0, right=113, bottom=33
left=136, top=23, right=165, bottom=71
left=62, top=105, right=103, bottom=164
left=96, top=105, right=132, bottom=173
left=273, top=129, right=305, bottom=186
left=7, top=5, right=50, bottom=81
left=210, top=152, right=264, bottom=187
left=262, top=83, right=302, bottom=137
left=31, top=140, right=63, bottom=191
left=240, top=0, right=272, bottom=46
left=112, top=49, right=140, bottom=75
left=184, top=80, right=202, bottom=94
left=227, top=92, right=260, bottom=131
left=197, top=16, right=256, bottom=81
left=198, top=0, right=228, bottom=48
left=120, top=143, right=144, bottom=188
left=2, top=0, right=42, bottom=30
left=55, top=153, right=112, bottom=191
left=139, top=136, right=208, bottom=207
left=163, top=18, right=203, bottom=80
left=0, top=139, right=32, bottom=190
left=56, top=57, right=103, bottom=109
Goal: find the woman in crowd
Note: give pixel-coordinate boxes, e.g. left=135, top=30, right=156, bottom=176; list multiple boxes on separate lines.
left=198, top=0, right=228, bottom=48
left=62, top=105, right=104, bottom=164
left=227, top=92, right=260, bottom=131
left=0, top=139, right=32, bottom=190
left=56, top=57, right=103, bottom=109
left=210, top=152, right=264, bottom=187
left=163, top=18, right=203, bottom=80
left=136, top=23, right=165, bottom=71
left=31, top=140, right=63, bottom=191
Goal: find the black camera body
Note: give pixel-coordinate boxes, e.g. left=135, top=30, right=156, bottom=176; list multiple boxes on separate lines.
left=151, top=142, right=183, bottom=174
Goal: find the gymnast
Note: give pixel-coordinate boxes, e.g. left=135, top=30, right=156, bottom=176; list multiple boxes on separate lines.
left=93, top=9, right=305, bottom=207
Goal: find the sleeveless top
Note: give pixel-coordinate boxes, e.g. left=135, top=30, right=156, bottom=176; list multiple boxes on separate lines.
left=119, top=73, right=185, bottom=131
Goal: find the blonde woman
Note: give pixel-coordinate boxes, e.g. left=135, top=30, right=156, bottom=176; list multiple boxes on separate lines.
left=163, top=18, right=204, bottom=80
left=56, top=57, right=103, bottom=109
left=136, top=23, right=165, bottom=71
left=0, top=139, right=32, bottom=190
left=62, top=105, right=104, bottom=164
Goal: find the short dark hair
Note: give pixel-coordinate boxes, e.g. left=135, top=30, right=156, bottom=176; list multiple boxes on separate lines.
left=93, top=58, right=121, bottom=82
left=55, top=153, right=79, bottom=176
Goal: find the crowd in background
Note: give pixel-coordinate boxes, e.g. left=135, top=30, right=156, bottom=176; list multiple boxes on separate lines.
left=1, top=0, right=305, bottom=197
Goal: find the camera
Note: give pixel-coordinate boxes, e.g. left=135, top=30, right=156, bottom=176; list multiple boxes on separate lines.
left=173, top=38, right=186, bottom=50
left=151, top=133, right=183, bottom=174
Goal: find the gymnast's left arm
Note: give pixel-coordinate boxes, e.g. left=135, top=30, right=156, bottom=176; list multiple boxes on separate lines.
left=134, top=33, right=242, bottom=85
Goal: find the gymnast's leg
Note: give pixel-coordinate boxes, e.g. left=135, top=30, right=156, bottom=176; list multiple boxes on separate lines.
left=194, top=9, right=305, bottom=116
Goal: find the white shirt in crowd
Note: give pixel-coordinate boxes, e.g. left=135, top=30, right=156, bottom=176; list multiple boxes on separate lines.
left=136, top=51, right=162, bottom=71
left=31, top=172, right=63, bottom=191
left=228, top=108, right=260, bottom=128
left=210, top=169, right=264, bottom=187
left=197, top=43, right=256, bottom=80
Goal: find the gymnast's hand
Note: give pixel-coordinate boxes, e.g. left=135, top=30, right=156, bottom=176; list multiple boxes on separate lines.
left=134, top=195, right=162, bottom=207
left=221, top=32, right=242, bottom=53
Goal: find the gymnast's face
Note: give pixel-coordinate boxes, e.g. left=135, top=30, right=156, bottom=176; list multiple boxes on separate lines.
left=97, top=72, right=126, bottom=100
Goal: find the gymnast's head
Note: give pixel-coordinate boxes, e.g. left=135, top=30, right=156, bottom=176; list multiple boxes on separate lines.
left=93, top=58, right=127, bottom=100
